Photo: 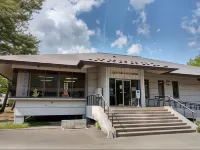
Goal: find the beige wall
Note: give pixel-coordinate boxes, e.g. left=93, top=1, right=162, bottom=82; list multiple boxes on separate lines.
left=145, top=72, right=200, bottom=102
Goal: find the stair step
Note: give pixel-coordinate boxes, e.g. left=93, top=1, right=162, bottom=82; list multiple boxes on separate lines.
left=117, top=129, right=196, bottom=137
left=116, top=125, right=191, bottom=132
left=114, top=122, right=187, bottom=128
left=107, top=111, right=170, bottom=114
left=110, top=107, right=166, bottom=111
left=108, top=113, right=173, bottom=117
left=111, top=116, right=178, bottom=121
left=113, top=119, right=182, bottom=124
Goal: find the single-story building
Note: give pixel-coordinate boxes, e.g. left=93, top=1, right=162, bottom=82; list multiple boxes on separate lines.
left=0, top=53, right=200, bottom=123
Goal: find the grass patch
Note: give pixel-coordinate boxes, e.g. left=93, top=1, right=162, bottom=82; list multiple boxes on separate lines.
left=0, top=122, right=30, bottom=129
left=0, top=121, right=51, bottom=129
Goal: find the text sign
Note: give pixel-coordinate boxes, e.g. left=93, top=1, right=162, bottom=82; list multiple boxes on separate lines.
left=112, top=72, right=138, bottom=75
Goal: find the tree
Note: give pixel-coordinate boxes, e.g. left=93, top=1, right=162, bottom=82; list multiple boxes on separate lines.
left=187, top=55, right=200, bottom=67
left=0, top=0, right=44, bottom=112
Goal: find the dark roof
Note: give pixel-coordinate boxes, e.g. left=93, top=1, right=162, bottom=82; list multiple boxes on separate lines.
left=0, top=53, right=200, bottom=76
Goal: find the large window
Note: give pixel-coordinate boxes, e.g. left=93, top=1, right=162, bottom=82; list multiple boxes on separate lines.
left=145, top=80, right=150, bottom=98
left=29, top=70, right=45, bottom=97
left=44, top=71, right=58, bottom=97
left=172, top=81, right=179, bottom=98
left=24, top=70, right=85, bottom=98
left=72, top=72, right=85, bottom=98
left=158, top=80, right=165, bottom=97
left=59, top=72, right=73, bottom=97
left=11, top=69, right=18, bottom=97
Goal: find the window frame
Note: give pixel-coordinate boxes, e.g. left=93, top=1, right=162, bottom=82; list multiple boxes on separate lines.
left=144, top=79, right=150, bottom=98
left=172, top=81, right=179, bottom=99
left=158, top=80, right=165, bottom=97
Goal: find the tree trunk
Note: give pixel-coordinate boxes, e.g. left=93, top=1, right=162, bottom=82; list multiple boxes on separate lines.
left=0, top=82, right=10, bottom=112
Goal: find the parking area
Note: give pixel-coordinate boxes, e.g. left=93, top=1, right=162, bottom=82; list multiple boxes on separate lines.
left=0, top=127, right=200, bottom=149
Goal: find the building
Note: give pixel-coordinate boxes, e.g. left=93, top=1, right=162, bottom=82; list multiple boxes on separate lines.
left=0, top=53, right=200, bottom=124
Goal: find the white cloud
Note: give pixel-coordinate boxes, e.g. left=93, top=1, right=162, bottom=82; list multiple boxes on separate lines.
left=130, top=0, right=154, bottom=36
left=29, top=0, right=104, bottom=54
left=111, top=30, right=127, bottom=49
left=129, top=0, right=154, bottom=10
left=156, top=28, right=161, bottom=32
left=96, top=19, right=100, bottom=24
left=127, top=43, right=142, bottom=55
left=188, top=41, right=196, bottom=47
left=137, top=24, right=150, bottom=35
left=58, top=46, right=96, bottom=54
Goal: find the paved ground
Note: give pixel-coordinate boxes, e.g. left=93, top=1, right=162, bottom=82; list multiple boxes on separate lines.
left=0, top=127, right=200, bottom=149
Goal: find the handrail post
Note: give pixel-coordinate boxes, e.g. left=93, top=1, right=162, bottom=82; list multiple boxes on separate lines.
left=112, top=113, right=114, bottom=127
left=184, top=107, right=185, bottom=117
left=192, top=112, right=194, bottom=122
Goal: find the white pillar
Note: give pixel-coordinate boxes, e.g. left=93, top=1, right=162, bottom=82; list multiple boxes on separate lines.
left=140, top=69, right=146, bottom=107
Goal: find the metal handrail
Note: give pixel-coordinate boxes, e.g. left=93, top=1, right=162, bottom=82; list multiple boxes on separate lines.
left=167, top=96, right=194, bottom=113
left=152, top=95, right=195, bottom=121
left=87, top=94, right=115, bottom=126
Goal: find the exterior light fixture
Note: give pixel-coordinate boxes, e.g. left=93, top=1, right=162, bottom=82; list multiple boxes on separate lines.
left=166, top=80, right=170, bottom=85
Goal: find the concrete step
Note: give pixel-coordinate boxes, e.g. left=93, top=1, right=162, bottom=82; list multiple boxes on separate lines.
left=117, top=129, right=196, bottom=137
left=114, top=122, right=187, bottom=128
left=112, top=119, right=182, bottom=124
left=110, top=107, right=166, bottom=111
left=116, top=125, right=191, bottom=132
left=111, top=116, right=178, bottom=121
left=108, top=113, right=174, bottom=117
left=106, top=110, right=170, bottom=114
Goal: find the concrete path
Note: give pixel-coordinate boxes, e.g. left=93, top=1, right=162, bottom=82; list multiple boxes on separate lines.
left=0, top=127, right=200, bottom=149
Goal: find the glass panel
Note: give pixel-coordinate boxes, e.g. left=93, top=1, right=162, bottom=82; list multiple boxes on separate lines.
left=145, top=80, right=150, bottom=98
left=29, top=70, right=45, bottom=97
left=158, top=80, right=165, bottom=97
left=124, top=81, right=131, bottom=106
left=44, top=71, right=58, bottom=97
left=172, top=81, right=179, bottom=98
left=11, top=69, right=18, bottom=97
left=131, top=80, right=140, bottom=106
left=109, top=78, right=116, bottom=106
left=59, top=72, right=73, bottom=97
left=72, top=72, right=85, bottom=98
left=116, top=80, right=123, bottom=106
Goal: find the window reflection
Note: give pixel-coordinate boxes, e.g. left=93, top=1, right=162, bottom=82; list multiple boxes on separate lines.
left=44, top=71, right=58, bottom=97
left=59, top=72, right=73, bottom=97
left=29, top=70, right=45, bottom=97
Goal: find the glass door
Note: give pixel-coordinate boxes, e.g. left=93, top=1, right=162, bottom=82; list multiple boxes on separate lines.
left=124, top=80, right=131, bottom=106
left=115, top=80, right=131, bottom=106
left=116, top=80, right=123, bottom=106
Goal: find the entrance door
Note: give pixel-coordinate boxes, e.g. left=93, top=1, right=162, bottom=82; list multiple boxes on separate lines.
left=115, top=80, right=131, bottom=106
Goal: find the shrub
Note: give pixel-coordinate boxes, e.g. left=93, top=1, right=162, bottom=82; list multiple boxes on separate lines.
left=95, top=121, right=100, bottom=129
left=197, top=126, right=200, bottom=133
left=195, top=121, right=200, bottom=126
left=8, top=100, right=14, bottom=107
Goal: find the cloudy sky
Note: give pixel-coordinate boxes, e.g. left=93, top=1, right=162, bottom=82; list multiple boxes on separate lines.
left=29, top=0, right=200, bottom=64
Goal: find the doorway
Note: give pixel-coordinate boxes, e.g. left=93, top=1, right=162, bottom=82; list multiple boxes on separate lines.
left=115, top=80, right=131, bottom=106
left=109, top=79, right=140, bottom=106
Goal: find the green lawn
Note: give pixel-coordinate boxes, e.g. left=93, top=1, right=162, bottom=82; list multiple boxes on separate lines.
left=0, top=121, right=51, bottom=129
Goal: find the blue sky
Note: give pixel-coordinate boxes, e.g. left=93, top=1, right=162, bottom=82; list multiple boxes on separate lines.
left=30, top=0, right=200, bottom=64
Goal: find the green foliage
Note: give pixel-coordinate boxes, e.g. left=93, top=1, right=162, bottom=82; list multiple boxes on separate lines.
left=196, top=126, right=200, bottom=133
left=8, top=100, right=14, bottom=107
left=195, top=121, right=200, bottom=126
left=95, top=121, right=100, bottom=129
left=0, top=0, right=44, bottom=55
left=0, top=76, right=8, bottom=97
left=187, top=55, right=200, bottom=67
left=0, top=121, right=51, bottom=129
